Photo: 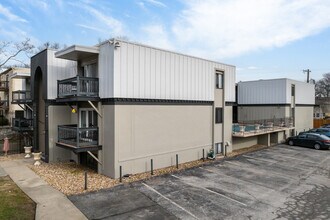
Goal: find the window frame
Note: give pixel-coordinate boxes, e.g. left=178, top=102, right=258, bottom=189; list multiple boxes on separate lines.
left=215, top=71, right=224, bottom=89
left=215, top=107, right=223, bottom=124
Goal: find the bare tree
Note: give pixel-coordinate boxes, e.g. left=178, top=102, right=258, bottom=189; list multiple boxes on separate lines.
left=315, top=73, right=330, bottom=97
left=0, top=38, right=34, bottom=68
left=37, top=42, right=62, bottom=51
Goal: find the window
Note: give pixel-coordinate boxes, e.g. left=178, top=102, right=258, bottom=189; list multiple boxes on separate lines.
left=307, top=134, right=318, bottom=140
left=216, top=71, right=224, bottom=89
left=291, top=85, right=295, bottom=96
left=215, top=108, right=223, bottom=123
left=298, top=134, right=307, bottom=139
left=216, top=143, right=223, bottom=154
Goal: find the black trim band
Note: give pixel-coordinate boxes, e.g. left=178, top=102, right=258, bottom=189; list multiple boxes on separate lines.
left=225, top=102, right=236, bottom=106
left=295, top=104, right=315, bottom=107
left=101, top=98, right=213, bottom=105
left=238, top=104, right=290, bottom=107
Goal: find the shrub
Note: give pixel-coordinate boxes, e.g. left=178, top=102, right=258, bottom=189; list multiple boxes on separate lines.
left=0, top=116, right=9, bottom=126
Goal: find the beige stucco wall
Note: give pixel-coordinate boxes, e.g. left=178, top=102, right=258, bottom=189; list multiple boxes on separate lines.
left=48, top=105, right=76, bottom=162
left=103, top=104, right=213, bottom=178
left=224, top=105, right=233, bottom=153
left=214, top=89, right=223, bottom=144
left=8, top=78, right=26, bottom=122
left=294, top=106, right=313, bottom=133
left=232, top=136, right=258, bottom=150
left=99, top=105, right=115, bottom=177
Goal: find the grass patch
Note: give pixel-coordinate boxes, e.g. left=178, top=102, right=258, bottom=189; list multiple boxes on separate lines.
left=0, top=176, right=35, bottom=220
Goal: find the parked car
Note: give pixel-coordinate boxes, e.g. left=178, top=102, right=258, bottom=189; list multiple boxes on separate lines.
left=299, top=128, right=330, bottom=137
left=287, top=133, right=330, bottom=150
left=321, top=124, right=330, bottom=128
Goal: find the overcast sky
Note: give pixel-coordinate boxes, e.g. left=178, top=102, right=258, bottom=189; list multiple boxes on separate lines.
left=1, top=0, right=330, bottom=82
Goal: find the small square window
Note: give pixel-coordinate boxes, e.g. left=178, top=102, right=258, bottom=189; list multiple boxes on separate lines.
left=215, top=108, right=223, bottom=124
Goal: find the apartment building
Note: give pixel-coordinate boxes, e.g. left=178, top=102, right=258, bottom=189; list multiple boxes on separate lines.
left=0, top=68, right=32, bottom=126
left=30, top=39, right=236, bottom=178
left=231, top=79, right=314, bottom=150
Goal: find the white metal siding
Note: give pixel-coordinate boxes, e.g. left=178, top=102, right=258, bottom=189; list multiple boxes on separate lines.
left=47, top=50, right=76, bottom=99
left=99, top=43, right=114, bottom=98
left=238, top=79, right=287, bottom=104
left=238, top=78, right=315, bottom=105
left=286, top=79, right=315, bottom=105
left=99, top=41, right=235, bottom=102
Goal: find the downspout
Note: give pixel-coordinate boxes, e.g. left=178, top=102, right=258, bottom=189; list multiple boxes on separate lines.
left=212, top=101, right=215, bottom=156
left=222, top=73, right=226, bottom=156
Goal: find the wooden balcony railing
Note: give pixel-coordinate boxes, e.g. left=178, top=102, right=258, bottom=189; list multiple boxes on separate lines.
left=12, top=90, right=32, bottom=104
left=12, top=118, right=33, bottom=131
left=57, top=76, right=99, bottom=99
left=58, top=124, right=98, bottom=147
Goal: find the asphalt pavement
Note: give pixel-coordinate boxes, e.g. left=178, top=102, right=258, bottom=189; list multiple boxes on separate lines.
left=70, top=144, right=330, bottom=219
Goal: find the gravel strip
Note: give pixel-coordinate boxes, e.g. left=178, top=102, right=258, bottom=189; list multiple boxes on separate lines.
left=27, top=144, right=270, bottom=196
left=28, top=162, right=119, bottom=195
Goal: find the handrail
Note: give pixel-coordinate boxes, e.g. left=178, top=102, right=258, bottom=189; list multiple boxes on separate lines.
left=57, top=75, right=99, bottom=98
left=12, top=90, right=31, bottom=102
left=58, top=125, right=99, bottom=147
left=12, top=118, right=33, bottom=129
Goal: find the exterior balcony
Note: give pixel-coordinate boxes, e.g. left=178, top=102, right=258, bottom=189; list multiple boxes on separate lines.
left=0, top=100, right=9, bottom=110
left=12, top=118, right=33, bottom=131
left=57, top=76, right=99, bottom=102
left=56, top=124, right=102, bottom=153
left=0, top=81, right=8, bottom=91
left=12, top=90, right=32, bottom=104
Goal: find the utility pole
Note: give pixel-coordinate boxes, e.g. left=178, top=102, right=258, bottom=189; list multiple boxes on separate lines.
left=303, top=69, right=311, bottom=83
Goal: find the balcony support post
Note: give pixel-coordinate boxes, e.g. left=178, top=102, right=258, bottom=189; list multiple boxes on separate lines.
left=76, top=75, right=80, bottom=97
left=18, top=104, right=26, bottom=111
left=87, top=151, right=102, bottom=165
left=25, top=104, right=33, bottom=112
left=88, top=101, right=102, bottom=118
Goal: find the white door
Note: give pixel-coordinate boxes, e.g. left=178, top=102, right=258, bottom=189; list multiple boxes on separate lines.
left=79, top=109, right=97, bottom=128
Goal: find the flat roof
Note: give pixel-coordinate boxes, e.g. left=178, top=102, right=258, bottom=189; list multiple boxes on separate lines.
left=55, top=45, right=99, bottom=61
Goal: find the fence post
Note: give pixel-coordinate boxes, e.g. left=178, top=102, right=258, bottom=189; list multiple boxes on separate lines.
left=76, top=75, right=80, bottom=96
left=119, top=166, right=122, bottom=183
left=151, top=159, right=154, bottom=175
left=176, top=154, right=179, bottom=169
left=203, top=149, right=205, bottom=161
left=84, top=171, right=87, bottom=190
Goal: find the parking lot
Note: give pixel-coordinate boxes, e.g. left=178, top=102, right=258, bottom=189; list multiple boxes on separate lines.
left=70, top=144, right=330, bottom=219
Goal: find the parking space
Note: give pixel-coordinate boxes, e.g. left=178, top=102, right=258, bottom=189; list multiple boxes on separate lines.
left=70, top=144, right=330, bottom=219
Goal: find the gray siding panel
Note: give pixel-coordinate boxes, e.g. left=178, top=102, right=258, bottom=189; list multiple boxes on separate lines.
left=47, top=50, right=76, bottom=100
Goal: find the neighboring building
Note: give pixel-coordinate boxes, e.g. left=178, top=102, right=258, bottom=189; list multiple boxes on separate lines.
left=314, top=97, right=330, bottom=128
left=0, top=68, right=31, bottom=125
left=315, top=97, right=330, bottom=118
left=30, top=39, right=236, bottom=178
left=231, top=78, right=314, bottom=151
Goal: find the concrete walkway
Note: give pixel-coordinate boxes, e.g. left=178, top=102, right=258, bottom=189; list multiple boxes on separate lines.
left=0, top=159, right=87, bottom=220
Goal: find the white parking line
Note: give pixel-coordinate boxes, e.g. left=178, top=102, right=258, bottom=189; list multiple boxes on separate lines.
left=142, top=183, right=198, bottom=219
left=171, top=174, right=247, bottom=207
